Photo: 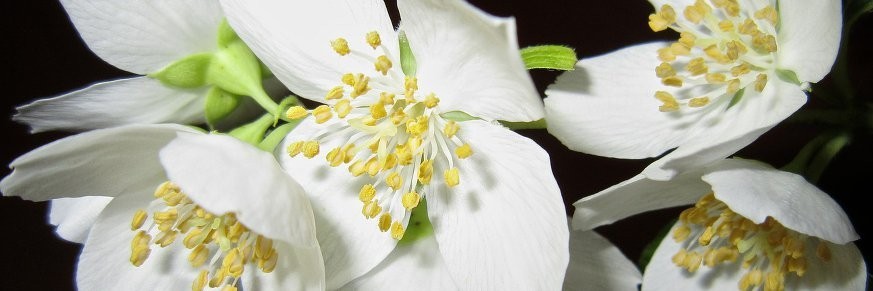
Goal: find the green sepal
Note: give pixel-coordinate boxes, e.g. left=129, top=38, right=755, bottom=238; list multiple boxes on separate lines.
left=499, top=119, right=547, bottom=130
left=440, top=111, right=479, bottom=122
left=776, top=69, right=802, bottom=86
left=637, top=218, right=677, bottom=271
left=726, top=88, right=746, bottom=109
left=228, top=114, right=274, bottom=146
left=149, top=53, right=213, bottom=88
left=259, top=120, right=301, bottom=152
left=398, top=199, right=434, bottom=245
left=520, top=45, right=578, bottom=71
left=204, top=87, right=242, bottom=129
left=399, top=30, right=417, bottom=76
left=274, top=96, right=301, bottom=125
left=216, top=19, right=240, bottom=47
left=207, top=40, right=279, bottom=116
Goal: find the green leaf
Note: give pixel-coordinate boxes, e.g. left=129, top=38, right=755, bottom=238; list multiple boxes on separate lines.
left=398, top=30, right=417, bottom=76
left=149, top=53, right=213, bottom=88
left=204, top=87, right=241, bottom=128
left=775, top=69, right=802, bottom=86
left=499, top=119, right=547, bottom=130
left=398, top=199, right=434, bottom=245
left=520, top=45, right=577, bottom=71
left=440, top=111, right=479, bottom=122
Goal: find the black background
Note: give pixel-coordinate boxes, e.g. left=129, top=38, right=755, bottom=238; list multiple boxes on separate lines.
left=2, top=1, right=870, bottom=290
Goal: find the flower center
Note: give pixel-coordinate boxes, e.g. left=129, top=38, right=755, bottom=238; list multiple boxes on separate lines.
left=285, top=31, right=472, bottom=240
left=671, top=193, right=834, bottom=291
left=129, top=182, right=279, bottom=291
left=647, top=0, right=779, bottom=112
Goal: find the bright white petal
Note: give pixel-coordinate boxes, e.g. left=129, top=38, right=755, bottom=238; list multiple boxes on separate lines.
left=702, top=159, right=859, bottom=244
left=792, top=241, right=868, bottom=291
left=399, top=0, right=542, bottom=122
left=14, top=77, right=206, bottom=133
left=278, top=117, right=397, bottom=289
left=1, top=124, right=198, bottom=201
left=59, top=0, right=222, bottom=74
left=643, top=75, right=808, bottom=180
left=572, top=171, right=709, bottom=231
left=220, top=0, right=397, bottom=103
left=77, top=190, right=198, bottom=290
left=564, top=230, right=642, bottom=291
left=242, top=241, right=326, bottom=291
left=339, top=235, right=457, bottom=290
left=777, top=0, right=842, bottom=82
left=49, top=196, right=113, bottom=244
left=426, top=120, right=568, bottom=289
left=544, top=42, right=693, bottom=159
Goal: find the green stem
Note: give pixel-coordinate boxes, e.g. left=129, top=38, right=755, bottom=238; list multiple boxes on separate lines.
left=228, top=114, right=275, bottom=147
left=258, top=120, right=301, bottom=152
left=806, top=132, right=851, bottom=183
left=781, top=132, right=834, bottom=175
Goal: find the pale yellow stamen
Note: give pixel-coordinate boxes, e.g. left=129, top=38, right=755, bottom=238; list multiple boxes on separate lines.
left=402, top=191, right=421, bottom=210
left=404, top=76, right=418, bottom=101
left=755, top=6, right=778, bottom=26
left=350, top=73, right=371, bottom=98
left=366, top=31, right=382, bottom=49
left=131, top=209, right=148, bottom=230
left=302, top=141, right=320, bottom=158
left=455, top=144, right=473, bottom=159
left=362, top=200, right=381, bottom=219
left=374, top=55, right=392, bottom=75
left=386, top=172, right=403, bottom=190
left=655, top=91, right=679, bottom=112
left=285, top=106, right=308, bottom=120
left=287, top=141, right=304, bottom=157
left=662, top=76, right=684, bottom=87
left=380, top=92, right=395, bottom=104
left=331, top=38, right=350, bottom=56
left=325, top=86, right=344, bottom=100
left=685, top=58, right=708, bottom=76
left=754, top=74, right=768, bottom=92
left=378, top=213, right=392, bottom=232
left=390, top=221, right=405, bottom=240
left=444, top=168, right=460, bottom=187
left=335, top=99, right=352, bottom=118
left=443, top=120, right=459, bottom=138
left=313, top=105, right=333, bottom=124
left=656, top=62, right=676, bottom=78
left=418, top=159, right=434, bottom=184
left=648, top=5, right=676, bottom=32
left=424, top=93, right=440, bottom=108
left=688, top=97, right=710, bottom=108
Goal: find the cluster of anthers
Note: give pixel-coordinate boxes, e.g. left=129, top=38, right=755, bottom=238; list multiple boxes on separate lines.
left=647, top=0, right=780, bottom=112
left=671, top=193, right=833, bottom=291
left=285, top=31, right=472, bottom=239
left=130, top=182, right=279, bottom=291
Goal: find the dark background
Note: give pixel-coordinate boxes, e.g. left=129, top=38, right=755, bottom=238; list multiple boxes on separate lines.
left=2, top=1, right=870, bottom=289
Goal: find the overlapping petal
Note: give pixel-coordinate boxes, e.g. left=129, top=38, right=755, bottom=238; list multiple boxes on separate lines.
left=339, top=235, right=456, bottom=290
left=564, top=230, right=642, bottom=291
left=49, top=196, right=113, bottom=243
left=778, top=0, right=842, bottom=82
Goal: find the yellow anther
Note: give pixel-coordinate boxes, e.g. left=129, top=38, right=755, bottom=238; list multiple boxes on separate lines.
left=648, top=5, right=676, bottom=32
left=816, top=242, right=832, bottom=262
left=287, top=141, right=304, bottom=157
left=754, top=74, right=768, bottom=92
left=402, top=191, right=421, bottom=210
left=326, top=147, right=345, bottom=167
left=720, top=0, right=740, bottom=17
left=335, top=99, right=352, bottom=118
left=455, top=144, right=473, bottom=159
left=302, top=141, right=320, bottom=158
left=730, top=63, right=751, bottom=77
left=658, top=47, right=677, bottom=62
left=655, top=91, right=680, bottom=112
left=669, top=42, right=691, bottom=56
left=662, top=76, right=684, bottom=87
left=443, top=120, right=460, bottom=138
left=192, top=270, right=208, bottom=291
left=258, top=251, right=278, bottom=273
left=418, top=159, right=434, bottom=184
left=788, top=257, right=807, bottom=276
left=678, top=32, right=696, bottom=48
left=366, top=31, right=382, bottom=49
left=718, top=20, right=735, bottom=32
left=444, top=168, right=460, bottom=187
left=386, top=172, right=403, bottom=190
left=755, top=6, right=778, bottom=26
left=739, top=270, right=764, bottom=290
left=374, top=55, right=392, bottom=75
left=349, top=160, right=366, bottom=177
left=698, top=226, right=715, bottom=246
left=683, top=0, right=711, bottom=24
left=350, top=74, right=371, bottom=98
left=131, top=209, right=148, bottom=230
left=255, top=236, right=274, bottom=259
left=313, top=105, right=333, bottom=124
left=405, top=116, right=429, bottom=136
left=189, top=244, right=210, bottom=267
left=154, top=181, right=180, bottom=198
left=130, top=244, right=151, bottom=267
left=673, top=224, right=692, bottom=242
left=704, top=45, right=729, bottom=64
left=380, top=92, right=396, bottom=104
left=391, top=107, right=407, bottom=125
left=222, top=285, right=238, bottom=291
left=726, top=79, right=741, bottom=94
left=404, top=76, right=418, bottom=100
left=424, top=93, right=440, bottom=108
left=688, top=97, right=710, bottom=108
left=370, top=103, right=387, bottom=119
left=325, top=86, right=345, bottom=100
left=285, top=106, right=308, bottom=120
left=342, top=73, right=356, bottom=86
left=362, top=200, right=382, bottom=219
left=359, top=184, right=376, bottom=202
left=154, top=231, right=177, bottom=247
left=383, top=153, right=398, bottom=170
left=222, top=248, right=244, bottom=277
left=655, top=62, right=676, bottom=78
left=395, top=144, right=413, bottom=165
left=752, top=34, right=778, bottom=53
left=365, top=157, right=382, bottom=176
left=764, top=271, right=785, bottom=291
left=705, top=73, right=727, bottom=84
left=685, top=57, right=708, bottom=76
left=378, top=213, right=392, bottom=232
left=390, top=221, right=405, bottom=240
left=330, top=38, right=350, bottom=56
left=342, top=143, right=356, bottom=163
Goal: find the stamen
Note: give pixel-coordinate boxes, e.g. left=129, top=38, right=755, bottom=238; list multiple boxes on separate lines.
left=313, top=105, right=333, bottom=124
left=286, top=106, right=308, bottom=120
left=366, top=31, right=382, bottom=49
left=331, top=38, right=350, bottom=56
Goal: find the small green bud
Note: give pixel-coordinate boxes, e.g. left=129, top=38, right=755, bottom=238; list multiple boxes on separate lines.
left=204, top=87, right=241, bottom=128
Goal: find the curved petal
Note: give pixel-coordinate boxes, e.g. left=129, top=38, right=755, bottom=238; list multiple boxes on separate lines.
left=59, top=0, right=223, bottom=74
left=278, top=117, right=398, bottom=289
left=49, top=196, right=113, bottom=244
left=1, top=124, right=198, bottom=201
left=242, top=241, right=326, bottom=291
left=77, top=190, right=198, bottom=290
left=777, top=0, right=842, bottom=82
left=399, top=0, right=542, bottom=122
left=14, top=77, right=206, bottom=133
left=220, top=0, right=397, bottom=103
left=426, top=120, right=568, bottom=290
left=702, top=159, right=859, bottom=244
left=159, top=133, right=318, bottom=248
left=572, top=171, right=709, bottom=231
left=793, top=241, right=867, bottom=291
left=339, top=235, right=457, bottom=290
left=564, top=230, right=642, bottom=291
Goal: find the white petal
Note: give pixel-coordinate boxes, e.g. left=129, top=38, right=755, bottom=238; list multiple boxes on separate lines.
left=49, top=196, right=113, bottom=244
left=242, top=241, right=326, bottom=291
left=572, top=171, right=709, bottom=231
left=1, top=124, right=198, bottom=202
left=398, top=0, right=542, bottom=122
left=564, top=230, right=642, bottom=291
left=777, top=0, right=842, bottom=82
left=544, top=42, right=691, bottom=159
left=792, top=241, right=868, bottom=291
left=14, top=77, right=206, bottom=133
left=159, top=133, right=318, bottom=247
left=642, top=75, right=807, bottom=180
left=220, top=0, right=397, bottom=103
left=278, top=117, right=397, bottom=289
left=77, top=190, right=198, bottom=290
left=426, top=120, right=569, bottom=289
left=339, top=235, right=457, bottom=290
left=702, top=159, right=859, bottom=244
left=59, top=0, right=223, bottom=74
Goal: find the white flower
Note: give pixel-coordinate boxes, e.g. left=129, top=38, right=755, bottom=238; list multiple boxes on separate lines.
left=1, top=124, right=324, bottom=290
left=564, top=229, right=643, bottom=291
left=544, top=0, right=842, bottom=180
left=573, top=158, right=867, bottom=290
left=220, top=0, right=569, bottom=289
left=15, top=0, right=252, bottom=132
